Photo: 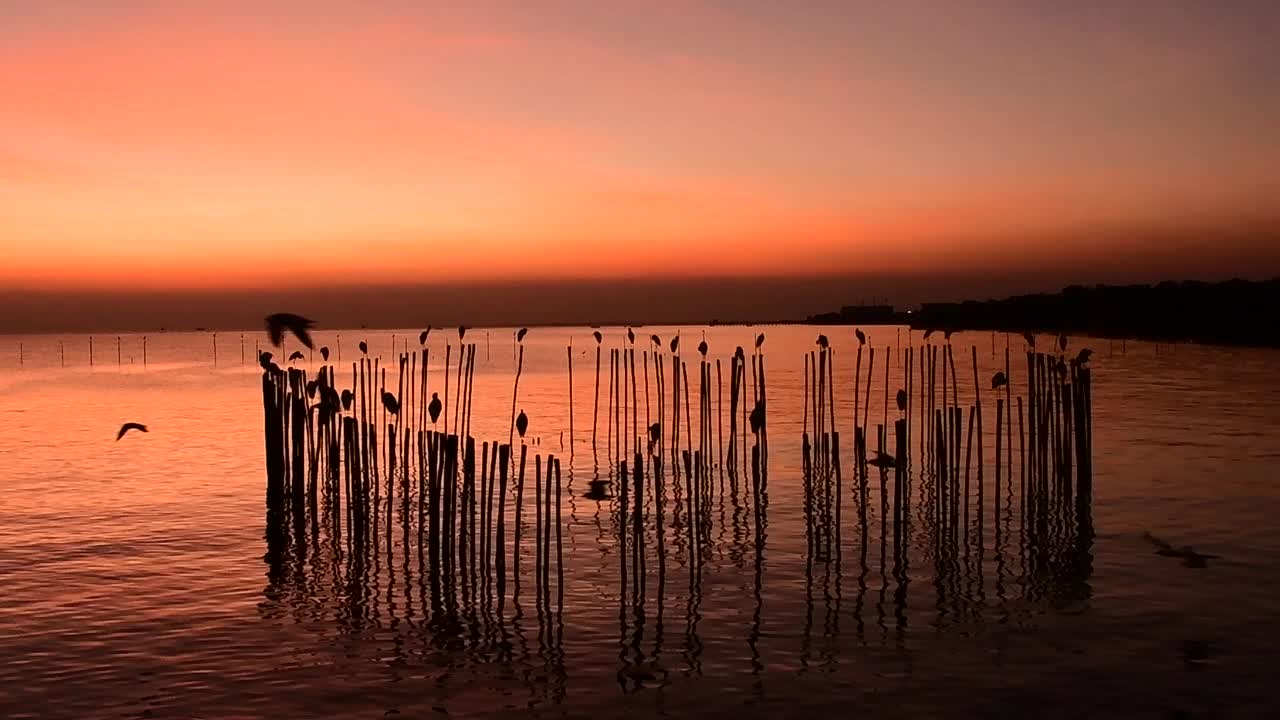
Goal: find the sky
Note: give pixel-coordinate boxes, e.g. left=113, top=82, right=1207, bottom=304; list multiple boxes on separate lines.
left=2, top=1, right=1279, bottom=319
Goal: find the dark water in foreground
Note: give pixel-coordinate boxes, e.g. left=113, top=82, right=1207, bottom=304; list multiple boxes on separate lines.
left=2, top=326, right=1279, bottom=718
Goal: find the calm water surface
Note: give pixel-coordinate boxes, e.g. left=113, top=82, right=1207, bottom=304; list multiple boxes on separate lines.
left=2, top=326, right=1279, bottom=718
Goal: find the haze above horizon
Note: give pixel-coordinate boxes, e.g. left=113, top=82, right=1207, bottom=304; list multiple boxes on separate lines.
left=3, top=1, right=1279, bottom=310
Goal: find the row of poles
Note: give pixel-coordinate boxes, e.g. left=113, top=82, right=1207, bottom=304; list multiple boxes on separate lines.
left=259, top=331, right=1096, bottom=693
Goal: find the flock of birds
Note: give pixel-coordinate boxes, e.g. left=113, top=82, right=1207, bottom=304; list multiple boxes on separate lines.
left=109, top=314, right=1218, bottom=568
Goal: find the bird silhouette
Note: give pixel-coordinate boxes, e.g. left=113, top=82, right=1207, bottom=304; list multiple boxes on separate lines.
left=258, top=351, right=273, bottom=367
left=923, top=328, right=935, bottom=340
left=867, top=450, right=896, bottom=469
left=428, top=392, right=442, bottom=424
left=896, top=388, right=907, bottom=412
left=419, top=327, right=431, bottom=345
left=516, top=409, right=529, bottom=438
left=991, top=371, right=1008, bottom=390
left=1058, top=332, right=1068, bottom=351
left=816, top=334, right=829, bottom=349
left=735, top=346, right=745, bottom=359
left=755, top=332, right=765, bottom=349
left=116, top=422, right=148, bottom=441
left=593, top=330, right=603, bottom=344
left=650, top=334, right=661, bottom=347
left=698, top=339, right=708, bottom=356
left=1022, top=331, right=1036, bottom=349
left=320, top=346, right=330, bottom=361
left=1143, top=532, right=1221, bottom=568
left=516, top=327, right=528, bottom=343
left=341, top=389, right=354, bottom=411
left=627, top=327, right=635, bottom=344
left=305, top=380, right=317, bottom=398
left=855, top=328, right=866, bottom=346
left=944, top=329, right=955, bottom=342
left=749, top=400, right=765, bottom=434
left=265, top=313, right=315, bottom=349
left=670, top=336, right=679, bottom=353
left=459, top=326, right=467, bottom=340
left=1075, top=348, right=1094, bottom=365
left=288, top=350, right=304, bottom=362
left=358, top=341, right=368, bottom=355
left=382, top=391, right=400, bottom=415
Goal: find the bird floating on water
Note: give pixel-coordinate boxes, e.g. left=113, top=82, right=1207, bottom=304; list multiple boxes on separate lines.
left=991, top=371, right=1008, bottom=390
left=116, top=422, right=148, bottom=441
left=593, top=331, right=603, bottom=345
left=320, top=346, right=330, bottom=361
left=265, top=313, right=315, bottom=349
left=419, top=327, right=431, bottom=345
left=896, top=388, right=907, bottom=412
left=749, top=400, right=765, bottom=434
left=816, top=334, right=829, bottom=349
left=516, top=327, right=528, bottom=343
left=1143, top=532, right=1221, bottom=568
left=855, top=328, right=866, bottom=346
left=428, top=392, right=442, bottom=424
left=516, top=409, right=529, bottom=438
left=288, top=350, right=304, bottom=362
left=358, top=341, right=368, bottom=355
left=382, top=391, right=400, bottom=415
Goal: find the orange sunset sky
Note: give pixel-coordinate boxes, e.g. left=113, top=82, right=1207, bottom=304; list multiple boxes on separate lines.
left=2, top=0, right=1279, bottom=294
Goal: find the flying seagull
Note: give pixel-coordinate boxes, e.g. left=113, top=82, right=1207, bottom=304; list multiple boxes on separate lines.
left=896, top=388, right=907, bottom=412
left=419, top=327, right=431, bottom=345
left=515, top=409, right=529, bottom=438
left=382, top=391, right=400, bottom=415
left=516, top=327, right=528, bottom=343
left=358, top=341, right=368, bottom=355
left=593, top=330, right=603, bottom=344
left=1143, top=532, right=1221, bottom=568
left=265, top=313, right=315, bottom=349
left=755, top=333, right=765, bottom=349
left=855, top=328, right=866, bottom=346
left=288, top=350, right=305, bottom=362
left=816, top=334, right=829, bottom=349
left=320, top=347, right=330, bottom=361
left=991, top=371, right=1008, bottom=390
left=116, top=422, right=148, bottom=441
left=867, top=450, right=896, bottom=469
left=428, top=392, right=442, bottom=424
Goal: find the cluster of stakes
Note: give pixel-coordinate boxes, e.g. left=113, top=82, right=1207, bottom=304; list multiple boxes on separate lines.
left=259, top=317, right=1094, bottom=690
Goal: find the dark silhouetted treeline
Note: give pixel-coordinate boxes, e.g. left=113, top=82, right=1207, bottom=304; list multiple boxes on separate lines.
left=913, top=278, right=1280, bottom=347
